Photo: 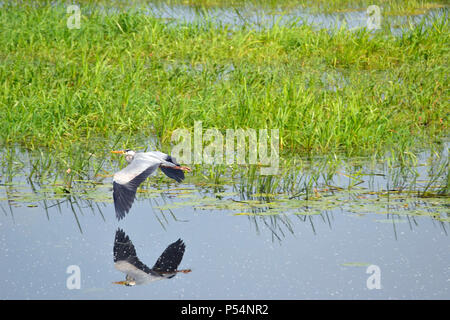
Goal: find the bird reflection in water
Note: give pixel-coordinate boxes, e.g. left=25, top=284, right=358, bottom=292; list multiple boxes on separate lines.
left=113, top=228, right=191, bottom=286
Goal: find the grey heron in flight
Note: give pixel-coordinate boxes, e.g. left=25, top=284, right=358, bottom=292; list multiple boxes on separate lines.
left=111, top=149, right=191, bottom=220
left=113, top=228, right=191, bottom=286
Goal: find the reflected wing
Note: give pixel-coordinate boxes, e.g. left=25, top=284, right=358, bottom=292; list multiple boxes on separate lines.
left=158, top=155, right=185, bottom=183
left=152, top=239, right=186, bottom=273
left=113, top=158, right=159, bottom=220
left=113, top=229, right=152, bottom=275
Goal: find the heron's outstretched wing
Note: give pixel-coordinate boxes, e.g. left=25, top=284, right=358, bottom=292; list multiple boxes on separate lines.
left=152, top=239, right=186, bottom=273
left=114, top=229, right=152, bottom=275
left=113, top=158, right=160, bottom=220
left=159, top=155, right=185, bottom=183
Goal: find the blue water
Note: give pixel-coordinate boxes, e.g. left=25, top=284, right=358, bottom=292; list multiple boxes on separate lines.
left=0, top=177, right=448, bottom=299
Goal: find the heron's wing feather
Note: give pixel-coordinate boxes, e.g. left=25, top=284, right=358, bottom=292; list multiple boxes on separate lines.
left=112, top=182, right=135, bottom=220
left=113, top=159, right=159, bottom=220
left=113, top=158, right=160, bottom=186
left=152, top=239, right=186, bottom=272
left=159, top=166, right=185, bottom=182
left=114, top=229, right=153, bottom=275
left=157, top=154, right=185, bottom=183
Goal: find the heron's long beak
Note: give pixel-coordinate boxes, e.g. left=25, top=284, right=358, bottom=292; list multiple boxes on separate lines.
left=112, top=281, right=128, bottom=285
left=111, top=150, right=125, bottom=154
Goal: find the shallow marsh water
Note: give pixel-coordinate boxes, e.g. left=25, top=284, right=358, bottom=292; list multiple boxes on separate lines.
left=97, top=1, right=448, bottom=36
left=0, top=143, right=448, bottom=299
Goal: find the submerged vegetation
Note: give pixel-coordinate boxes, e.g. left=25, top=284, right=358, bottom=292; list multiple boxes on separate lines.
left=1, top=144, right=448, bottom=236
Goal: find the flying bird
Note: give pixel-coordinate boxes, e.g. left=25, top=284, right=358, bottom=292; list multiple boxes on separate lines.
left=113, top=228, right=191, bottom=286
left=111, top=149, right=191, bottom=220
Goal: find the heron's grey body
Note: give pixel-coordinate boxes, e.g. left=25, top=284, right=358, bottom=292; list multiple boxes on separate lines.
left=113, top=150, right=186, bottom=220
left=113, top=228, right=189, bottom=286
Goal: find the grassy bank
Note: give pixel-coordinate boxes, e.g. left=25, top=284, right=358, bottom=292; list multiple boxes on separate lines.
left=0, top=3, right=448, bottom=177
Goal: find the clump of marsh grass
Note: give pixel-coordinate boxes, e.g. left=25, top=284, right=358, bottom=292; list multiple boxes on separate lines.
left=0, top=3, right=447, bottom=189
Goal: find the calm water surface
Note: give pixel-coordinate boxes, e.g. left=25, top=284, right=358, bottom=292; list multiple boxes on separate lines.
left=0, top=147, right=448, bottom=299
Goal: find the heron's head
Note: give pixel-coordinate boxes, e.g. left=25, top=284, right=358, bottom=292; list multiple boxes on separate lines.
left=111, top=149, right=136, bottom=163
left=113, top=280, right=136, bottom=286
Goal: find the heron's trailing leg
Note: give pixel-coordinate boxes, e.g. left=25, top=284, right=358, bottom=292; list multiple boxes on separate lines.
left=161, top=164, right=192, bottom=172
left=177, top=269, right=192, bottom=273
left=161, top=269, right=192, bottom=275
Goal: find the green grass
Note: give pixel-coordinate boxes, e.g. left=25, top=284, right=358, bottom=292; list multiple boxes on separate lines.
left=0, top=2, right=448, bottom=182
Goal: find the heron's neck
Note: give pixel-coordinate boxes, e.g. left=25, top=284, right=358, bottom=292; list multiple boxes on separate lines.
left=125, top=155, right=134, bottom=163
